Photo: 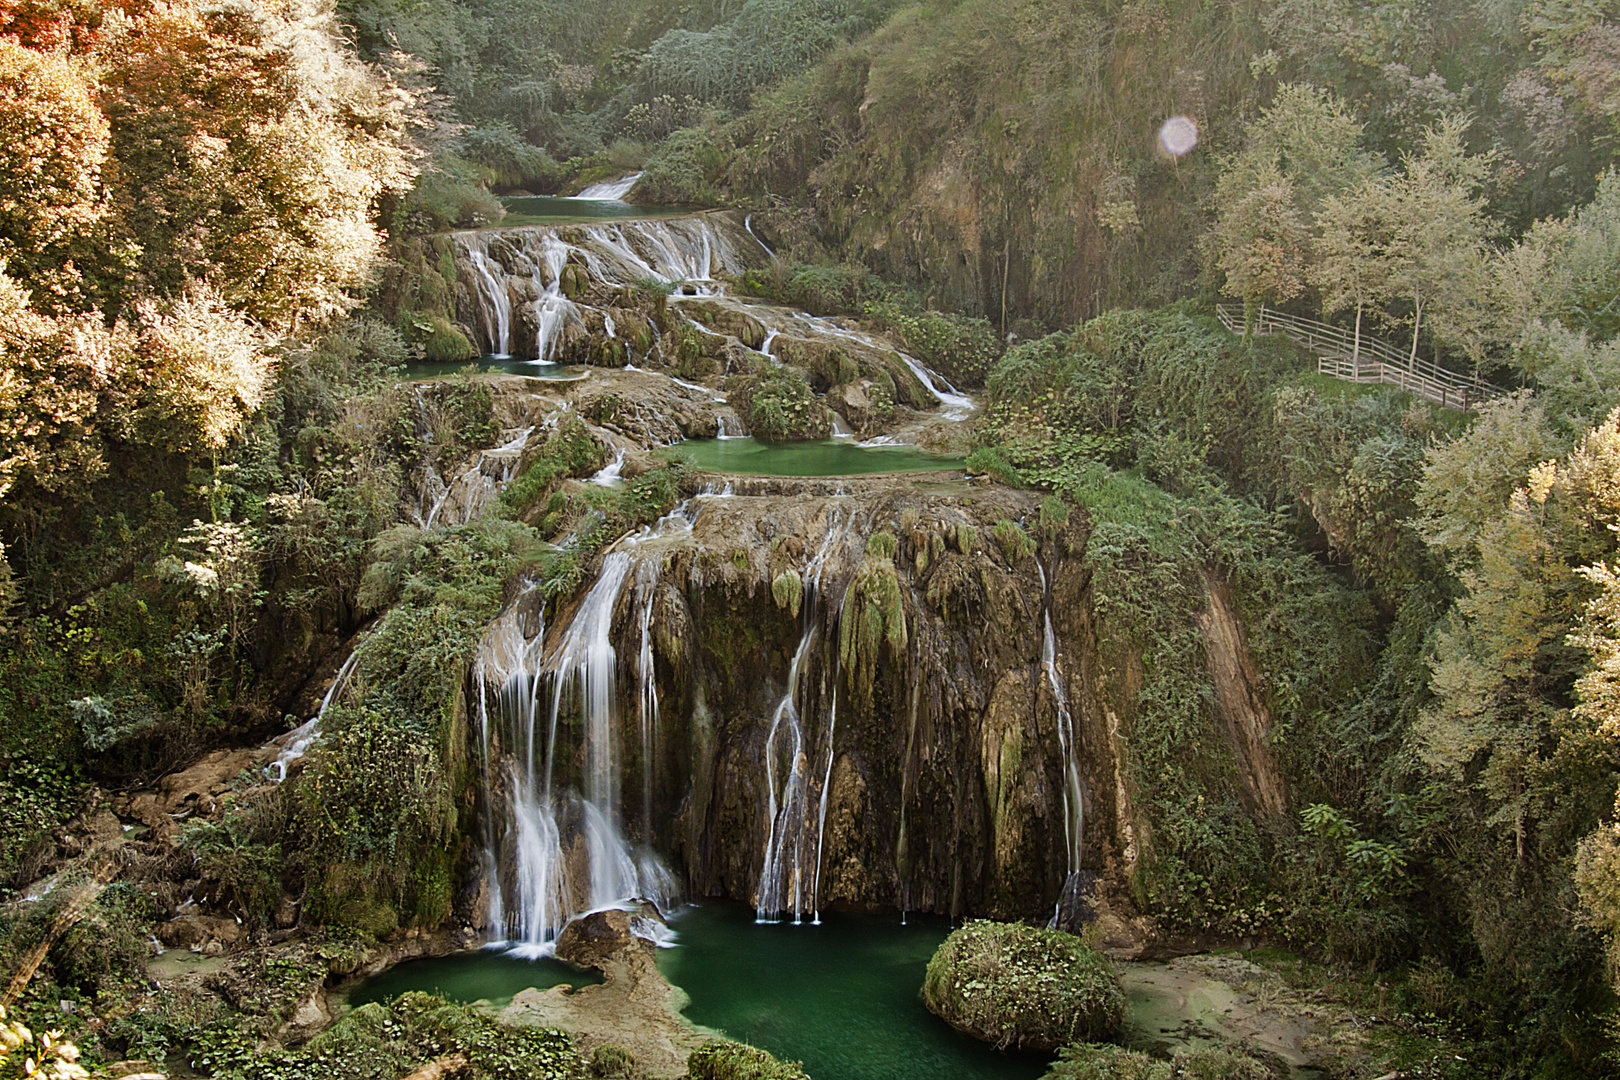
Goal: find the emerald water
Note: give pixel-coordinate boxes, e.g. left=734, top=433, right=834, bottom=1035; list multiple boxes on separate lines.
left=348, top=949, right=601, bottom=1010
left=663, top=438, right=963, bottom=476
left=659, top=903, right=1050, bottom=1080
left=499, top=196, right=701, bottom=227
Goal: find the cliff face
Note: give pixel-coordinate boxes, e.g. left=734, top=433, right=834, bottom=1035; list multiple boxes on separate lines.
left=476, top=475, right=1113, bottom=924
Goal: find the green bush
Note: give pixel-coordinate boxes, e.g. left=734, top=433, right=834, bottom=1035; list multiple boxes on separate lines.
left=419, top=316, right=478, bottom=364
left=868, top=304, right=1002, bottom=388
left=636, top=126, right=730, bottom=205
left=922, top=920, right=1124, bottom=1051
left=686, top=1040, right=810, bottom=1080
left=214, top=992, right=584, bottom=1080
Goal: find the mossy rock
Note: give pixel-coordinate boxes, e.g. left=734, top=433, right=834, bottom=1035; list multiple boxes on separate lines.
left=1041, top=1043, right=1274, bottom=1080
left=922, top=920, right=1124, bottom=1051
left=686, top=1039, right=809, bottom=1080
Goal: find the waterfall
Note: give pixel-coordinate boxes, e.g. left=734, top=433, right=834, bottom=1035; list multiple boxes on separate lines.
left=589, top=448, right=626, bottom=488
left=573, top=172, right=643, bottom=201
left=467, top=247, right=512, bottom=357
left=415, top=427, right=533, bottom=529
left=454, top=218, right=747, bottom=363
left=269, top=644, right=363, bottom=781
left=755, top=517, right=849, bottom=923
left=743, top=213, right=776, bottom=259
left=1037, top=562, right=1087, bottom=926
left=476, top=509, right=695, bottom=954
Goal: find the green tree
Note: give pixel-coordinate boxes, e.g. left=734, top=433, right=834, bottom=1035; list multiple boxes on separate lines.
left=1381, top=116, right=1491, bottom=369
left=1208, top=163, right=1310, bottom=333
left=1314, top=178, right=1396, bottom=366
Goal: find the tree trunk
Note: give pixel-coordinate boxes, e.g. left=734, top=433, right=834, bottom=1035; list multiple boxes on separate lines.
left=1409, top=296, right=1423, bottom=370
left=1353, top=298, right=1363, bottom=372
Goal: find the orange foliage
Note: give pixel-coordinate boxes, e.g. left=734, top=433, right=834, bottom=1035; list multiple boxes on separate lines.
left=0, top=37, right=108, bottom=307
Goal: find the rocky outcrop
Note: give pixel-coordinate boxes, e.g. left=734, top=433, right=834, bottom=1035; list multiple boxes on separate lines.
left=1197, top=574, right=1288, bottom=820
left=475, top=473, right=1119, bottom=924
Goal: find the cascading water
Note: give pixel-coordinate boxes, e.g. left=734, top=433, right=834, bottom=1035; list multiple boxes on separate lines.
left=415, top=426, right=534, bottom=529
left=1037, top=562, right=1088, bottom=928
left=467, top=247, right=512, bottom=357
left=268, top=645, right=363, bottom=781
left=573, top=172, right=643, bottom=201
left=755, top=517, right=851, bottom=924
left=451, top=214, right=975, bottom=431
left=475, top=508, right=695, bottom=954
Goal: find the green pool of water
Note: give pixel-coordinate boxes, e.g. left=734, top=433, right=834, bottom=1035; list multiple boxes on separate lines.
left=347, top=948, right=602, bottom=1010
left=663, top=438, right=963, bottom=476
left=499, top=196, right=703, bottom=227
left=659, top=903, right=1050, bottom=1080
left=406, top=358, right=588, bottom=380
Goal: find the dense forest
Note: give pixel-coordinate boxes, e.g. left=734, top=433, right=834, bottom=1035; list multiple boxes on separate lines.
left=7, top=0, right=1620, bottom=1078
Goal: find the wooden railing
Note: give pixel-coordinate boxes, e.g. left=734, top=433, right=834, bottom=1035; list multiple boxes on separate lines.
left=1215, top=303, right=1502, bottom=411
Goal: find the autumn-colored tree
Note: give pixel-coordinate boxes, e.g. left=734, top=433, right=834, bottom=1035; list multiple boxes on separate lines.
left=94, top=0, right=417, bottom=327
left=1314, top=178, right=1395, bottom=366
left=0, top=39, right=108, bottom=312
left=1381, top=116, right=1490, bottom=368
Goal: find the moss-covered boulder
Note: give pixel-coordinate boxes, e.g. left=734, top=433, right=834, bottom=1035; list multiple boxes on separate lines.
left=686, top=1039, right=810, bottom=1079
left=922, top=921, right=1124, bottom=1051
left=732, top=366, right=831, bottom=441
left=1040, top=1043, right=1274, bottom=1080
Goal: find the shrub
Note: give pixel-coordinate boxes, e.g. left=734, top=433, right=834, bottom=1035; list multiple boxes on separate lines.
left=991, top=520, right=1036, bottom=563
left=420, top=316, right=478, bottom=364
left=868, top=304, right=1002, bottom=388
left=636, top=126, right=729, bottom=205
left=922, top=920, right=1125, bottom=1051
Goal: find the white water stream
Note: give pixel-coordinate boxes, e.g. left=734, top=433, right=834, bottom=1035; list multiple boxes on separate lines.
left=1037, top=562, right=1087, bottom=924
left=475, top=508, right=697, bottom=954
left=756, top=515, right=853, bottom=923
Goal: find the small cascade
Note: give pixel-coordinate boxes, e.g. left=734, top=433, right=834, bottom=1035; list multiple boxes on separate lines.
left=467, top=247, right=512, bottom=356
left=476, top=508, right=696, bottom=954
left=573, top=172, right=643, bottom=201
left=1037, top=562, right=1087, bottom=929
left=743, top=213, right=776, bottom=259
left=716, top=411, right=746, bottom=439
left=454, top=218, right=747, bottom=363
left=269, top=645, right=363, bottom=781
left=670, top=374, right=726, bottom=402
left=829, top=413, right=855, bottom=439
left=417, top=427, right=534, bottom=528
left=755, top=518, right=849, bottom=923
left=452, top=213, right=978, bottom=424
left=589, top=448, right=626, bottom=488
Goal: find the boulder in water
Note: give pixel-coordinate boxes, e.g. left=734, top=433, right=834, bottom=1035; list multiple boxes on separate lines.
left=922, top=920, right=1124, bottom=1051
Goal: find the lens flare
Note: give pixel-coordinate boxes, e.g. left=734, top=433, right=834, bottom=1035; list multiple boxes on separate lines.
left=1158, top=115, right=1198, bottom=157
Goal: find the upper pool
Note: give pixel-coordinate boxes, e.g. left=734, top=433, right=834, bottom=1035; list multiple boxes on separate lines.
left=662, top=438, right=963, bottom=477
left=405, top=358, right=588, bottom=380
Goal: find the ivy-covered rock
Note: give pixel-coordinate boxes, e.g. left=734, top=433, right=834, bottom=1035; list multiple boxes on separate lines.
left=733, top=366, right=830, bottom=441
left=922, top=920, right=1124, bottom=1051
